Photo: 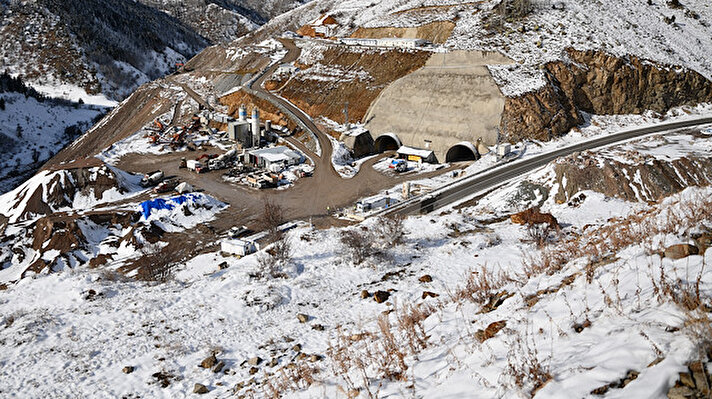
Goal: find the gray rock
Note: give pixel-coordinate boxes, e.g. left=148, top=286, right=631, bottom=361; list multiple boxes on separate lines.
left=193, top=383, right=209, bottom=394
left=212, top=361, right=225, bottom=373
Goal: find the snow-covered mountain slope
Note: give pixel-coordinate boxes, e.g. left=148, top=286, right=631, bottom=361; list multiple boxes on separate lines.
left=138, top=0, right=310, bottom=44
left=0, top=154, right=711, bottom=397
left=0, top=0, right=311, bottom=102
left=267, top=0, right=712, bottom=96
left=0, top=89, right=106, bottom=194
left=0, top=0, right=207, bottom=101
left=0, top=162, right=140, bottom=224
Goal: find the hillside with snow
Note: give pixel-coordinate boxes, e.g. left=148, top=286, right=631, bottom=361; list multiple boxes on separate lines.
left=1, top=129, right=712, bottom=397
left=1, top=0, right=712, bottom=397
left=0, top=74, right=106, bottom=194
left=0, top=0, right=310, bottom=102
left=265, top=0, right=712, bottom=96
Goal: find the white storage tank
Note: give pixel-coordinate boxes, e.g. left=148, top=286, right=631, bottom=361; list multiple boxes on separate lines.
left=251, top=108, right=260, bottom=147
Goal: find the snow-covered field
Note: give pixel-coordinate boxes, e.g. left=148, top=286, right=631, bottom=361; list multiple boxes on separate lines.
left=1, top=179, right=710, bottom=398
left=2, top=125, right=712, bottom=397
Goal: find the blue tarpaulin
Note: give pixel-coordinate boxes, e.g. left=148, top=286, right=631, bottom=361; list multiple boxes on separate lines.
left=140, top=194, right=199, bottom=219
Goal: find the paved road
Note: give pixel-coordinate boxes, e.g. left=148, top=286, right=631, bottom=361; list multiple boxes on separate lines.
left=382, top=117, right=712, bottom=216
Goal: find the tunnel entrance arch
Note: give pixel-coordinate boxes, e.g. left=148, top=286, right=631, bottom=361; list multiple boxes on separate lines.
left=446, top=142, right=480, bottom=162
left=374, top=133, right=402, bottom=153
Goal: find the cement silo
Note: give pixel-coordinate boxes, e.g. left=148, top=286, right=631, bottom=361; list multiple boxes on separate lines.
left=251, top=108, right=260, bottom=148
left=239, top=105, right=247, bottom=121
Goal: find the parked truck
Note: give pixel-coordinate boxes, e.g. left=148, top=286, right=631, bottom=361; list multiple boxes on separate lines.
left=389, top=159, right=408, bottom=173
left=186, top=160, right=202, bottom=171
left=140, top=170, right=164, bottom=187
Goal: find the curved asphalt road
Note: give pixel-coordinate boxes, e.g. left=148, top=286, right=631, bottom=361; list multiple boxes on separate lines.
left=382, top=117, right=712, bottom=216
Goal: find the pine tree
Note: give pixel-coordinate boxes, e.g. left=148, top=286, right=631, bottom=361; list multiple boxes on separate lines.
left=0, top=97, right=5, bottom=111
left=16, top=124, right=22, bottom=138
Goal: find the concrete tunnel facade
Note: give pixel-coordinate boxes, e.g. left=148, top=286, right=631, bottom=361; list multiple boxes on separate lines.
left=363, top=50, right=513, bottom=162
left=374, top=133, right=402, bottom=153
left=445, top=141, right=480, bottom=162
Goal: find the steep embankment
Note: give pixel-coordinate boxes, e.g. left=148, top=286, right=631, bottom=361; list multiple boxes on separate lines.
left=494, top=131, right=712, bottom=208
left=271, top=43, right=431, bottom=133
left=46, top=82, right=181, bottom=167
left=501, top=49, right=712, bottom=142
left=350, top=20, right=455, bottom=44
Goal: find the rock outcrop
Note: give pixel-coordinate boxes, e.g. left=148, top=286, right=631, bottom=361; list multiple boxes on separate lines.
left=552, top=153, right=712, bottom=203
left=501, top=49, right=712, bottom=142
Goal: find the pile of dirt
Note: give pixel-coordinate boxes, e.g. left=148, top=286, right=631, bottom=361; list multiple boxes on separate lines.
left=500, top=49, right=712, bottom=142
left=21, top=210, right=139, bottom=277
left=3, top=163, right=132, bottom=223
left=275, top=45, right=430, bottom=129
left=551, top=152, right=712, bottom=203
left=350, top=20, right=456, bottom=44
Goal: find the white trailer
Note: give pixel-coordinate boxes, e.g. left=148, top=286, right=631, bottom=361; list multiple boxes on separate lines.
left=221, top=239, right=258, bottom=257
left=186, top=160, right=202, bottom=171
left=356, top=196, right=396, bottom=213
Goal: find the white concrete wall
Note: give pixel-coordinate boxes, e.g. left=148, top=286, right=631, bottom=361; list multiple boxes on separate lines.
left=364, top=50, right=513, bottom=161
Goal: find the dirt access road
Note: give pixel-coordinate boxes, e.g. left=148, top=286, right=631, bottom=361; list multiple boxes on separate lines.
left=120, top=39, right=461, bottom=231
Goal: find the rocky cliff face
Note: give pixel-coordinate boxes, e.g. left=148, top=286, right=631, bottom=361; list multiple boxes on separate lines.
left=552, top=151, right=712, bottom=203
left=500, top=49, right=712, bottom=142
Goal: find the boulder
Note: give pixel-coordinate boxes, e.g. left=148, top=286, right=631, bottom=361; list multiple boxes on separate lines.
left=212, top=361, right=225, bottom=373
left=200, top=354, right=218, bottom=369
left=297, top=313, right=309, bottom=323
left=247, top=357, right=262, bottom=366
left=193, top=383, right=209, bottom=394
left=373, top=290, right=390, bottom=303
left=122, top=366, right=134, bottom=374
left=664, top=244, right=699, bottom=260
left=419, top=274, right=433, bottom=283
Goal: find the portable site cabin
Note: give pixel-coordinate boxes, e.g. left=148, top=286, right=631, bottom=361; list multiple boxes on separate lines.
left=376, top=38, right=429, bottom=48
left=356, top=195, right=396, bottom=213
left=276, top=63, right=299, bottom=75
left=396, top=146, right=437, bottom=164
left=248, top=146, right=303, bottom=170
left=221, top=239, right=258, bottom=256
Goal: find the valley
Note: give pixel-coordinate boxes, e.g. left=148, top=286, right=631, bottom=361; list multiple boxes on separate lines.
left=2, top=0, right=712, bottom=398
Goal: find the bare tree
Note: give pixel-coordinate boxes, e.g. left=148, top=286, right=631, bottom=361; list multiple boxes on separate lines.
left=340, top=229, right=379, bottom=265
left=374, top=213, right=406, bottom=247
left=260, top=198, right=286, bottom=237
left=257, top=199, right=291, bottom=278
left=136, top=244, right=174, bottom=282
